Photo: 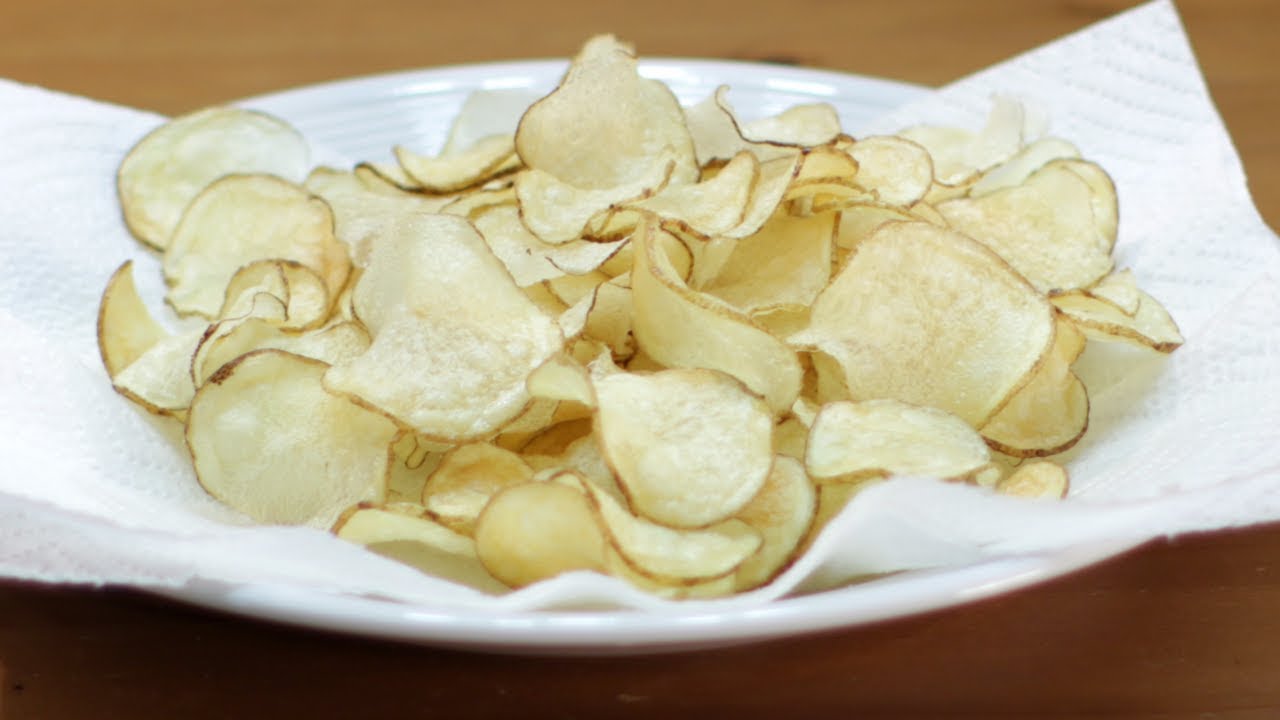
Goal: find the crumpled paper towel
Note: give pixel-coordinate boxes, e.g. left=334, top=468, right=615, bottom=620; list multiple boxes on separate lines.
left=1, top=0, right=1277, bottom=613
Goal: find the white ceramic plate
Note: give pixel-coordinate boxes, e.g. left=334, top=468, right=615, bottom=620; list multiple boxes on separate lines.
left=155, top=60, right=1143, bottom=655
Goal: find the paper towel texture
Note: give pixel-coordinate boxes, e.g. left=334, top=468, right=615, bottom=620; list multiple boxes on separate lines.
left=0, top=0, right=1277, bottom=612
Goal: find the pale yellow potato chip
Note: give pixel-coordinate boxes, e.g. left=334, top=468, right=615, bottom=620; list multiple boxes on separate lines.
left=473, top=480, right=609, bottom=587
left=582, top=281, right=636, bottom=361
left=394, top=134, right=519, bottom=193
left=332, top=504, right=507, bottom=593
left=421, top=443, right=534, bottom=536
left=1053, top=158, right=1119, bottom=253
left=805, top=399, right=992, bottom=483
left=593, top=368, right=774, bottom=528
left=163, top=174, right=350, bottom=319
left=793, top=221, right=1054, bottom=426
left=969, top=137, right=1081, bottom=197
left=702, top=210, right=836, bottom=314
left=981, top=319, right=1090, bottom=457
left=733, top=456, right=817, bottom=591
left=470, top=203, right=625, bottom=287
left=1051, top=286, right=1184, bottom=353
left=514, top=163, right=671, bottom=244
left=843, top=135, right=934, bottom=208
left=560, top=473, right=762, bottom=584
left=323, top=212, right=563, bottom=441
left=515, top=35, right=698, bottom=190
left=383, top=431, right=444, bottom=504
left=186, top=350, right=397, bottom=528
left=1087, top=268, right=1141, bottom=316
left=937, top=162, right=1114, bottom=293
left=631, top=215, right=803, bottom=412
left=526, top=353, right=597, bottom=408
left=96, top=260, right=201, bottom=419
left=995, top=460, right=1070, bottom=500
left=118, top=107, right=309, bottom=250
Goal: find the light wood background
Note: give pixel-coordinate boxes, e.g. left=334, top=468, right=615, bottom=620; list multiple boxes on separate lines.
left=2, top=1, right=1279, bottom=717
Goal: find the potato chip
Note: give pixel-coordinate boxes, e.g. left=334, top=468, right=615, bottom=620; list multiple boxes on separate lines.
left=324, top=212, right=564, bottom=441
left=186, top=350, right=397, bottom=527
left=937, top=162, right=1114, bottom=293
left=515, top=163, right=671, bottom=245
left=595, top=150, right=758, bottom=239
left=980, top=318, right=1090, bottom=457
left=473, top=480, right=609, bottom=587
left=842, top=135, right=934, bottom=208
left=1051, top=287, right=1184, bottom=352
left=1086, top=268, right=1141, bottom=316
left=470, top=203, right=625, bottom=287
left=969, top=137, right=1081, bottom=197
left=97, top=261, right=201, bottom=418
left=384, top=431, right=444, bottom=503
left=631, top=215, right=803, bottom=412
left=394, top=134, right=519, bottom=193
left=333, top=504, right=507, bottom=593
left=701, top=210, right=836, bottom=314
left=515, top=34, right=697, bottom=190
left=805, top=399, right=992, bottom=483
left=792, top=221, right=1055, bottom=426
left=995, top=460, right=1070, bottom=500
left=420, top=443, right=534, bottom=535
left=593, top=368, right=774, bottom=528
left=561, top=472, right=762, bottom=584
left=163, top=174, right=350, bottom=318
left=733, top=456, right=816, bottom=591
left=118, top=107, right=309, bottom=250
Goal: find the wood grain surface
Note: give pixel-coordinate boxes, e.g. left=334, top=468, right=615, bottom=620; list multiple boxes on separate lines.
left=2, top=0, right=1279, bottom=717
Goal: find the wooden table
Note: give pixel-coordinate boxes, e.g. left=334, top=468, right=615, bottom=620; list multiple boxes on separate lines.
left=2, top=0, right=1278, bottom=716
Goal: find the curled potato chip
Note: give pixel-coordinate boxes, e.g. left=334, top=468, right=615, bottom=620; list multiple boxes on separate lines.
left=218, top=259, right=332, bottom=331
left=1086, top=268, right=1141, bottom=316
left=1051, top=287, right=1184, bottom=352
left=515, top=163, right=672, bottom=244
left=118, top=107, right=309, bottom=250
left=631, top=215, right=803, bottom=412
left=421, top=443, right=534, bottom=535
left=844, top=135, right=934, bottom=208
left=324, top=212, right=564, bottom=441
left=981, top=318, right=1090, bottom=457
left=515, top=34, right=697, bottom=190
left=394, top=134, right=519, bottom=193
left=163, top=174, right=350, bottom=318
left=793, top=221, right=1055, bottom=426
left=969, top=137, right=1081, bottom=197
left=473, top=480, right=609, bottom=587
left=593, top=368, right=774, bottom=528
left=471, top=203, right=626, bottom=287
left=186, top=350, right=397, bottom=528
left=97, top=261, right=201, bottom=418
left=560, top=473, right=762, bottom=584
left=384, top=430, right=444, bottom=503
left=701, top=210, right=836, bottom=314
left=333, top=504, right=507, bottom=593
left=805, top=399, right=992, bottom=483
left=733, top=456, right=816, bottom=591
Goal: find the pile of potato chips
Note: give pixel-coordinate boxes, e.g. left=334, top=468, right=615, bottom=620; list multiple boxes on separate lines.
left=99, top=35, right=1182, bottom=599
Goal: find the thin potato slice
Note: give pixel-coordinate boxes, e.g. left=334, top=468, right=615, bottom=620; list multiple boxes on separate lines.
left=1087, top=268, right=1141, bottom=316
left=631, top=216, right=803, bottom=413
left=97, top=261, right=201, bottom=418
left=324, top=212, right=564, bottom=441
left=1051, top=288, right=1184, bottom=352
left=702, top=210, right=836, bottom=314
left=472, top=203, right=625, bottom=287
left=332, top=504, right=507, bottom=593
left=193, top=312, right=370, bottom=387
left=844, top=135, right=934, bottom=208
left=421, top=443, right=534, bottom=535
left=514, top=34, right=698, bottom=190
left=793, top=221, right=1054, bottom=426
left=561, top=473, right=762, bottom=584
left=186, top=350, right=397, bottom=528
left=733, top=456, right=817, bottom=591
left=163, top=174, right=349, bottom=318
left=593, top=368, right=774, bottom=528
left=616, top=150, right=758, bottom=238
left=996, top=460, right=1070, bottom=499
left=383, top=431, right=444, bottom=504
left=394, top=134, right=518, bottom=193
left=526, top=353, right=597, bottom=408
left=805, top=400, right=992, bottom=483
left=981, top=319, right=1090, bottom=457
left=118, top=107, right=309, bottom=250
left=473, top=480, right=609, bottom=587
left=937, top=163, right=1114, bottom=293
left=969, top=137, right=1081, bottom=197
left=515, top=163, right=670, bottom=244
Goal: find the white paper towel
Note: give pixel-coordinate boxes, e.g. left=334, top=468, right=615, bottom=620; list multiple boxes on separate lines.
left=1, top=0, right=1277, bottom=612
